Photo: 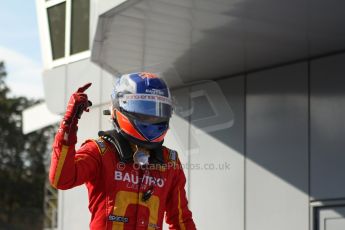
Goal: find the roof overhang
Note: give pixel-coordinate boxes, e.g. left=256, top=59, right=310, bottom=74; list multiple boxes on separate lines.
left=22, top=102, right=61, bottom=134
left=92, top=0, right=345, bottom=85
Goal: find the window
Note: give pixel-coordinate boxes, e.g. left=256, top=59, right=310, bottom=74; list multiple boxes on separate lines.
left=45, top=0, right=90, bottom=62
left=47, top=3, right=66, bottom=60
left=70, top=0, right=90, bottom=54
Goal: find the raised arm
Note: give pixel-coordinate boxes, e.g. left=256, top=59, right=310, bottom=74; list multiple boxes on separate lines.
left=49, top=83, right=99, bottom=189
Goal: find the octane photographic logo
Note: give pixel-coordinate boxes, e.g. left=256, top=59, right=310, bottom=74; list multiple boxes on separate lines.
left=170, top=81, right=235, bottom=156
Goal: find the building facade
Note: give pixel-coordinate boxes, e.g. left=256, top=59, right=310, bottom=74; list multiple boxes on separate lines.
left=35, top=0, right=345, bottom=229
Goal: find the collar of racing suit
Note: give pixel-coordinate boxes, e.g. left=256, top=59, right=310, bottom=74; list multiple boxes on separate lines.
left=97, top=130, right=165, bottom=164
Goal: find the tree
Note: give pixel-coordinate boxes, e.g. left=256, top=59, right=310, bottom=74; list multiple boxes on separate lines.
left=0, top=61, right=56, bottom=230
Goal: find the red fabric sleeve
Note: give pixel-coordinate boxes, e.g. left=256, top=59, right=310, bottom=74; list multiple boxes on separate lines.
left=49, top=127, right=101, bottom=190
left=165, top=159, right=196, bottom=230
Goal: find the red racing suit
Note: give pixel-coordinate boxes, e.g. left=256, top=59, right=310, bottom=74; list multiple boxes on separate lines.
left=49, top=128, right=196, bottom=230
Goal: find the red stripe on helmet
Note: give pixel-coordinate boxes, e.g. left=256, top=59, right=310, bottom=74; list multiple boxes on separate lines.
left=115, top=110, right=146, bottom=141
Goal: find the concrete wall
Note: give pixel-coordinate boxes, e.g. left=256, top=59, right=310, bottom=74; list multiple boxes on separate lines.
left=189, top=77, right=245, bottom=229
left=310, top=53, right=345, bottom=200
left=166, top=53, right=345, bottom=230
left=42, top=58, right=113, bottom=115
left=50, top=52, right=345, bottom=230
left=246, top=63, right=309, bottom=230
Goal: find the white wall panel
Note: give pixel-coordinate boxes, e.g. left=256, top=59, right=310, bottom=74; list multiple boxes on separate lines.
left=162, top=87, right=191, bottom=230
left=77, top=106, right=101, bottom=144
left=22, top=102, right=61, bottom=134
left=189, top=77, right=245, bottom=230
left=310, top=53, right=345, bottom=200
left=43, top=65, right=67, bottom=114
left=246, top=63, right=309, bottom=230
left=99, top=69, right=115, bottom=132
left=100, top=104, right=113, bottom=131
left=166, top=87, right=191, bottom=172
left=66, top=59, right=102, bottom=107
left=60, top=186, right=90, bottom=230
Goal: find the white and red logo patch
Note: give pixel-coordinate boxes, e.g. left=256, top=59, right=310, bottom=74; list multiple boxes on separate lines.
left=138, top=72, right=158, bottom=79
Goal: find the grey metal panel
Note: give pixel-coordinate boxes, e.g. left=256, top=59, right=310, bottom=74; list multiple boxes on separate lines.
left=317, top=206, right=345, bottom=230
left=246, top=63, right=309, bottom=230
left=100, top=69, right=114, bottom=104
left=166, top=87, right=191, bottom=191
left=163, top=87, right=191, bottom=230
left=42, top=65, right=66, bottom=114
left=309, top=0, right=345, bottom=56
left=189, top=77, right=245, bottom=230
left=66, top=59, right=102, bottom=107
left=310, top=53, right=345, bottom=200
left=325, top=219, right=345, bottom=230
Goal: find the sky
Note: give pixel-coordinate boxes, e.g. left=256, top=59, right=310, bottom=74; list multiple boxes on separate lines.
left=0, top=1, right=44, bottom=99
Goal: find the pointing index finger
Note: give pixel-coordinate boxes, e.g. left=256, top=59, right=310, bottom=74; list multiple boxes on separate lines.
left=77, top=82, right=92, bottom=93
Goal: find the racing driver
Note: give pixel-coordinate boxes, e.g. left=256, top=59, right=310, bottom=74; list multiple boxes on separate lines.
left=49, top=72, right=196, bottom=230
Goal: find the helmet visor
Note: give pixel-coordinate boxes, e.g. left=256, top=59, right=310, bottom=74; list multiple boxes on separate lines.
left=118, top=94, right=173, bottom=122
